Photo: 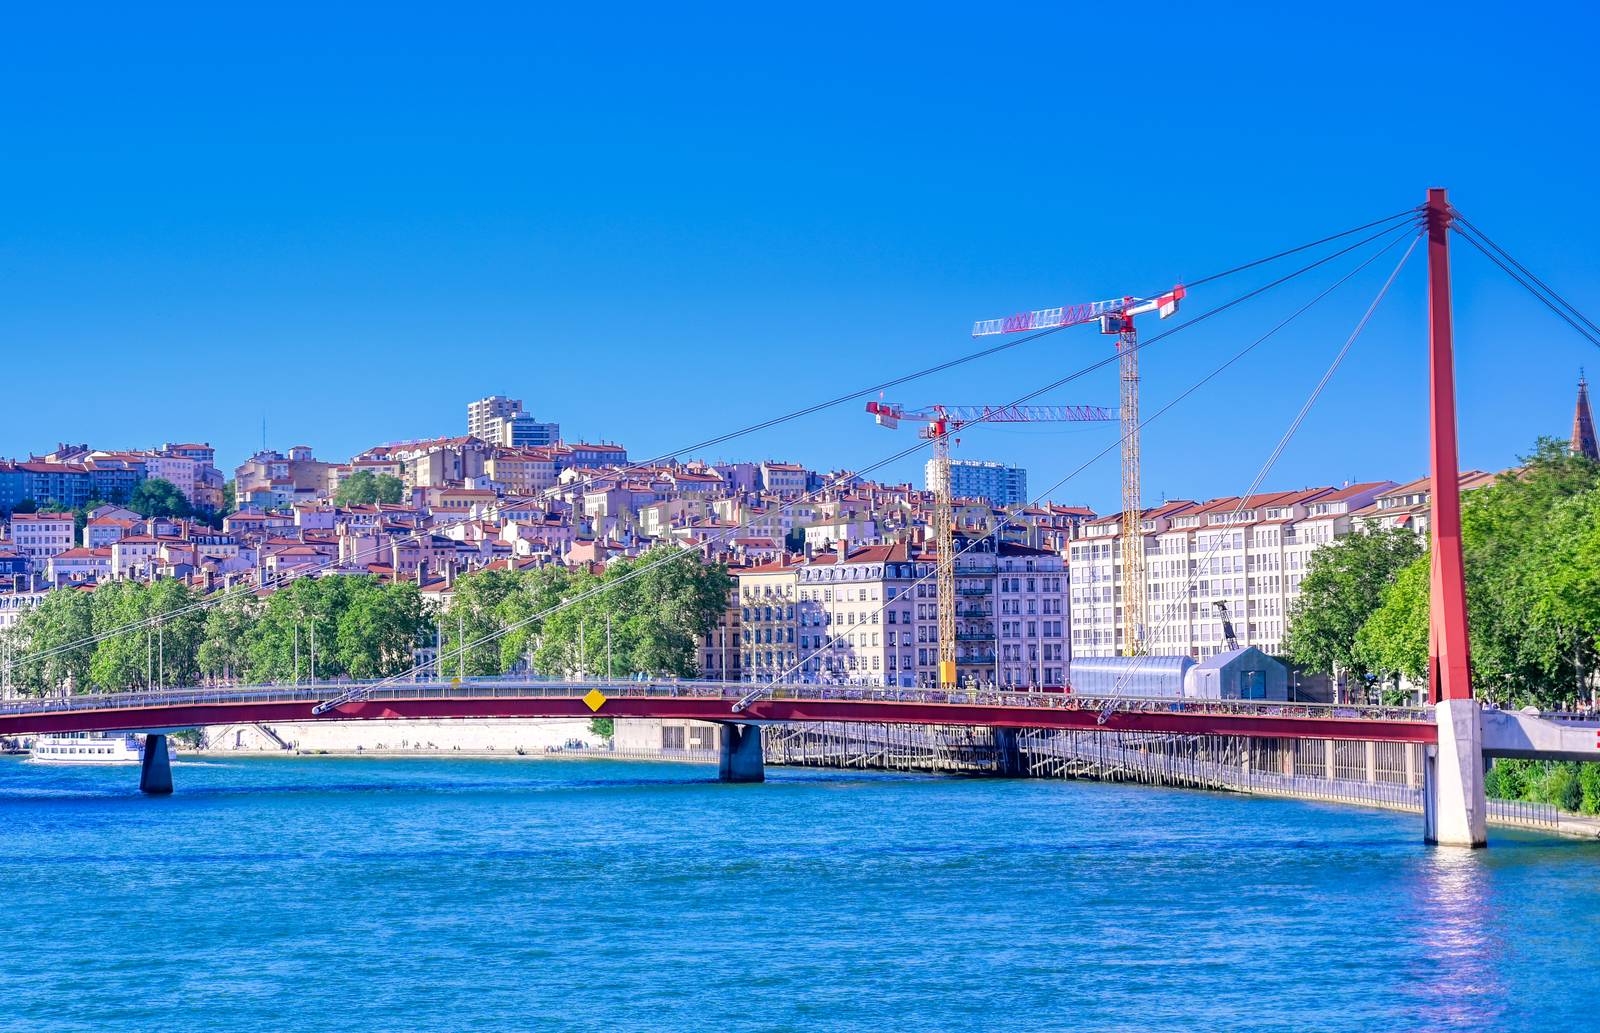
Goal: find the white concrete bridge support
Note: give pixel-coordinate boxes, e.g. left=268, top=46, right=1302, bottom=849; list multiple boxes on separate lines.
left=1423, top=699, right=1486, bottom=847
left=139, top=734, right=173, bottom=795
left=718, top=724, right=765, bottom=783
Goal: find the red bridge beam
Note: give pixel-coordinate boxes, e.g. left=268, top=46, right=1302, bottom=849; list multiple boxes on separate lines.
left=0, top=696, right=1438, bottom=745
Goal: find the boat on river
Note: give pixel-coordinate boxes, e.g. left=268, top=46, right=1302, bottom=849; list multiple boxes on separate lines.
left=29, top=731, right=173, bottom=765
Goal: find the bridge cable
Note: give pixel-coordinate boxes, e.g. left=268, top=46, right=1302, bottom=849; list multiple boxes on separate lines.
left=3, top=210, right=1424, bottom=682
left=1182, top=206, right=1422, bottom=290
left=1098, top=228, right=1422, bottom=721
left=334, top=223, right=1418, bottom=716
left=741, top=221, right=1424, bottom=709
left=1451, top=212, right=1600, bottom=338
left=1449, top=214, right=1600, bottom=351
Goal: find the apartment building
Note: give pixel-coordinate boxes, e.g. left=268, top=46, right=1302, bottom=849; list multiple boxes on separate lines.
left=235, top=446, right=333, bottom=508
left=1069, top=483, right=1394, bottom=660
left=736, top=557, right=802, bottom=682
left=8, top=513, right=77, bottom=573
left=759, top=461, right=809, bottom=499
left=738, top=536, right=1069, bottom=688
left=467, top=395, right=521, bottom=438
left=700, top=585, right=742, bottom=682
left=485, top=447, right=558, bottom=497
left=1350, top=471, right=1497, bottom=534
left=931, top=459, right=1029, bottom=507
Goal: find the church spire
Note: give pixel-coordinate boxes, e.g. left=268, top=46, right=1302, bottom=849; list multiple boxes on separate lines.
left=1574, top=369, right=1599, bottom=461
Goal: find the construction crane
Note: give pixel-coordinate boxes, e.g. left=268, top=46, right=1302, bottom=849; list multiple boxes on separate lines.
left=866, top=400, right=1116, bottom=687
left=972, top=286, right=1185, bottom=656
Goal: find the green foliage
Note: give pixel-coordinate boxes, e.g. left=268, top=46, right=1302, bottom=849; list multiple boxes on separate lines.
left=222, top=480, right=236, bottom=514
left=4, top=575, right=433, bottom=693
left=130, top=478, right=193, bottom=519
left=335, top=470, right=407, bottom=507
left=534, top=548, right=732, bottom=678
left=442, top=547, right=732, bottom=680
left=1341, top=439, right=1600, bottom=708
left=1353, top=559, right=1432, bottom=685
left=1284, top=525, right=1423, bottom=680
left=1, top=581, right=203, bottom=694
left=87, top=580, right=204, bottom=691
left=1, top=588, right=95, bottom=695
left=3, top=547, right=725, bottom=695
left=589, top=717, right=614, bottom=739
left=245, top=576, right=432, bottom=683
left=1582, top=763, right=1600, bottom=815
left=197, top=596, right=257, bottom=683
left=1488, top=758, right=1600, bottom=815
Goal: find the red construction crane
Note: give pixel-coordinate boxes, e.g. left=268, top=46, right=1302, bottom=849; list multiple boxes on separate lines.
left=971, top=286, right=1185, bottom=656
left=866, top=399, right=1115, bottom=687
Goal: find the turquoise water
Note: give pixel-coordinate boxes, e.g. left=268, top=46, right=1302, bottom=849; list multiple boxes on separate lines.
left=2, top=755, right=1595, bottom=1032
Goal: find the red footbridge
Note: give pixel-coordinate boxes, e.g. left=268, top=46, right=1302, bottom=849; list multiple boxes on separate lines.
left=8, top=676, right=1597, bottom=796
left=5, top=190, right=1596, bottom=848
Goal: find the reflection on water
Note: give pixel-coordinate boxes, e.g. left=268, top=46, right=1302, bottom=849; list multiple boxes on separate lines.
left=1408, top=847, right=1506, bottom=1028
left=0, top=756, right=1597, bottom=1032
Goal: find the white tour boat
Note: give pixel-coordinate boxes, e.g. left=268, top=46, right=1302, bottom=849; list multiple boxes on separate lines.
left=29, top=731, right=174, bottom=765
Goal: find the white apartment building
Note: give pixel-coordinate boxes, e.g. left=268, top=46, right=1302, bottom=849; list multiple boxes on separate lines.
left=467, top=395, right=560, bottom=447
left=738, top=537, right=1068, bottom=688
left=467, top=395, right=521, bottom=439
left=7, top=513, right=75, bottom=574
left=1069, top=483, right=1394, bottom=660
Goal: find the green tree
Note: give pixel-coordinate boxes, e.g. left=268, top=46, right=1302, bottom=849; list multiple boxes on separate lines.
left=4, top=588, right=95, bottom=695
left=1284, top=525, right=1423, bottom=682
left=1349, top=439, right=1600, bottom=708
left=335, top=579, right=430, bottom=679
left=533, top=548, right=732, bottom=678
left=198, top=595, right=258, bottom=683
left=129, top=478, right=193, bottom=519
left=335, top=471, right=407, bottom=507
left=245, top=576, right=432, bottom=682
left=222, top=480, right=236, bottom=514
left=1353, top=559, right=1432, bottom=686
left=86, top=580, right=203, bottom=691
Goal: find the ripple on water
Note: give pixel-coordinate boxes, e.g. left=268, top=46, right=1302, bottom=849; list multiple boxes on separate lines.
left=0, top=754, right=1595, bottom=1033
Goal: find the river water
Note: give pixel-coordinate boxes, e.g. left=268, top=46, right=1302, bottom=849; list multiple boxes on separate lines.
left=1, top=754, right=1595, bottom=1032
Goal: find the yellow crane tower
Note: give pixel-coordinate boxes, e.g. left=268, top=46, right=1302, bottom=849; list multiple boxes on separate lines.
left=971, top=286, right=1185, bottom=656
left=866, top=401, right=1116, bottom=686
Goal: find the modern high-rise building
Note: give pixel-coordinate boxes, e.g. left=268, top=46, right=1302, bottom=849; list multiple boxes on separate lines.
left=467, top=395, right=520, bottom=439
left=467, top=395, right=559, bottom=448
left=927, top=459, right=1028, bottom=507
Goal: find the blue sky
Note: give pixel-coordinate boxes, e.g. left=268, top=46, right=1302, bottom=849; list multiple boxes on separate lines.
left=3, top=2, right=1597, bottom=514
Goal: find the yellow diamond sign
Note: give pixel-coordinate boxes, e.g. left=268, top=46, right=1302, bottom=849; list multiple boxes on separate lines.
left=583, top=688, right=607, bottom=712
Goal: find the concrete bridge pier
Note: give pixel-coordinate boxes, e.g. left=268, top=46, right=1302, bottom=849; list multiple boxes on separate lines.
left=139, top=734, right=174, bottom=795
left=717, top=723, right=765, bottom=783
left=1423, top=699, right=1486, bottom=847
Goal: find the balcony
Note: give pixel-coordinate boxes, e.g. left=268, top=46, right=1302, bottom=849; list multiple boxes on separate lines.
left=955, top=608, right=991, bottom=619
left=955, top=631, right=995, bottom=642
left=957, top=586, right=992, bottom=596
left=957, top=653, right=997, bottom=666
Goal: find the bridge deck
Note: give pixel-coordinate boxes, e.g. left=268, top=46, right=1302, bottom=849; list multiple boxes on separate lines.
left=0, top=680, right=1439, bottom=744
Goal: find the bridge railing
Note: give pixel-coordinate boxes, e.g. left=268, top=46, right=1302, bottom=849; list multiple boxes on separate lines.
left=0, top=677, right=1434, bottom=725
